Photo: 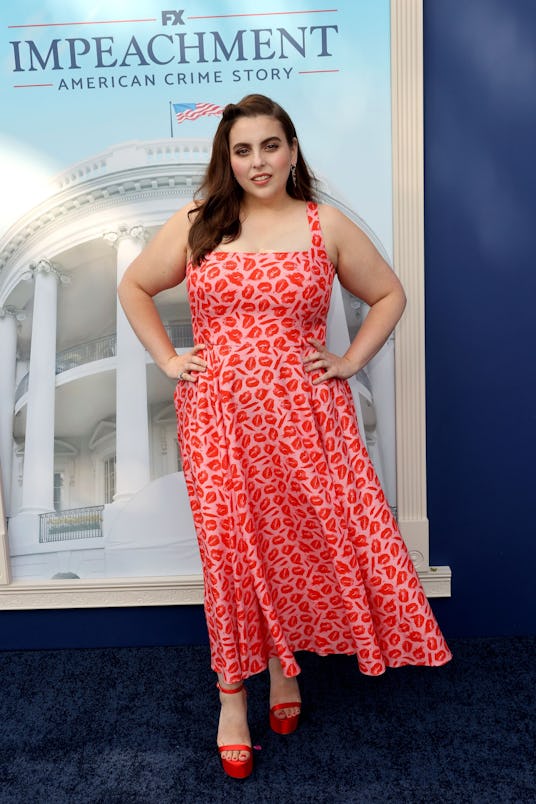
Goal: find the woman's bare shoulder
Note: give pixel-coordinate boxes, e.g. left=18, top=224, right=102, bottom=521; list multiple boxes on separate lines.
left=316, top=202, right=356, bottom=231
left=315, top=203, right=363, bottom=266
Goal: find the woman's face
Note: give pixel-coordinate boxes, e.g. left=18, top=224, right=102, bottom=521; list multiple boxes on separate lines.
left=228, top=114, right=297, bottom=201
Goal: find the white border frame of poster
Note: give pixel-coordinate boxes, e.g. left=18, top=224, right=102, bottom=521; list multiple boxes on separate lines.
left=0, top=0, right=452, bottom=611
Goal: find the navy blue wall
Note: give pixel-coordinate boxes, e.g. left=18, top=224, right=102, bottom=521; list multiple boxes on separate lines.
left=0, top=605, right=208, bottom=651
left=1, top=0, right=534, bottom=649
left=424, top=0, right=536, bottom=636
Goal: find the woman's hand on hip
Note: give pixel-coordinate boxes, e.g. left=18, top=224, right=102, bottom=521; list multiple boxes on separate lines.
left=303, top=338, right=357, bottom=384
left=164, top=344, right=207, bottom=382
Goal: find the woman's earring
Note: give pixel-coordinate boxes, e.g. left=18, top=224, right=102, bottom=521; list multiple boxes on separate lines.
left=290, top=163, right=297, bottom=187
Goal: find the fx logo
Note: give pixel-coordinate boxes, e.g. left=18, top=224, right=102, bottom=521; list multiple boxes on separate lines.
left=161, top=10, right=185, bottom=25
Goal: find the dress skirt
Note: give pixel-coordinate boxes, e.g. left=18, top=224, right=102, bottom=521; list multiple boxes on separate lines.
left=174, top=203, right=451, bottom=683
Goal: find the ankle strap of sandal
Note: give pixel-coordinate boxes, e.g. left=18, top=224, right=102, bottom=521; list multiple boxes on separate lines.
left=216, top=682, right=245, bottom=694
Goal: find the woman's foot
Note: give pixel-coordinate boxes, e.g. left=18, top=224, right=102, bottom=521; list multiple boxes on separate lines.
left=268, top=658, right=301, bottom=732
left=216, top=680, right=252, bottom=776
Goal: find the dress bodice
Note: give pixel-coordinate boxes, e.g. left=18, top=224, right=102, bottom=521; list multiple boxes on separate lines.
left=186, top=202, right=335, bottom=353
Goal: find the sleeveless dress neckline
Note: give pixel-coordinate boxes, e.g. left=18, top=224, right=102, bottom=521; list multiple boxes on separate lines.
left=176, top=201, right=451, bottom=683
left=206, top=201, right=333, bottom=260
left=210, top=247, right=320, bottom=257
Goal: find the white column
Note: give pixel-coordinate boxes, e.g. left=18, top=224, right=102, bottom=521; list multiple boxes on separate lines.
left=391, top=0, right=430, bottom=570
left=104, top=225, right=150, bottom=502
left=0, top=307, right=22, bottom=516
left=20, top=261, right=59, bottom=514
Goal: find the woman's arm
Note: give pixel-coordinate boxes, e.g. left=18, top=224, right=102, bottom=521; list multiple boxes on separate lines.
left=304, top=204, right=406, bottom=383
left=117, top=203, right=207, bottom=381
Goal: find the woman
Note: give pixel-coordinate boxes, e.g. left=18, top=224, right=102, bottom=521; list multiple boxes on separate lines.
left=118, top=94, right=451, bottom=779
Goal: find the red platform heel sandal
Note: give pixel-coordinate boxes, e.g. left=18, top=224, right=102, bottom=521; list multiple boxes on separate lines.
left=269, top=701, right=302, bottom=735
left=216, top=683, right=253, bottom=779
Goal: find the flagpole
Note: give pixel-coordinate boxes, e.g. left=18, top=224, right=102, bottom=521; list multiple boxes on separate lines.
left=169, top=101, right=174, bottom=138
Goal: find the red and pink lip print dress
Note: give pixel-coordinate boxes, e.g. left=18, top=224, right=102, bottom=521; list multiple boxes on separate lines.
left=175, top=202, right=451, bottom=684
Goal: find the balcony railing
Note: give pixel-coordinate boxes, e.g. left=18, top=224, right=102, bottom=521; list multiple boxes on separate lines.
left=164, top=322, right=194, bottom=348
left=52, top=139, right=210, bottom=192
left=15, top=322, right=194, bottom=403
left=55, top=334, right=117, bottom=373
left=39, top=505, right=104, bottom=544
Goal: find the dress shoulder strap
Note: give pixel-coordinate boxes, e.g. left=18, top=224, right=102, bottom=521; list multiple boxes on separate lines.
left=306, top=201, right=319, bottom=230
left=305, top=201, right=327, bottom=253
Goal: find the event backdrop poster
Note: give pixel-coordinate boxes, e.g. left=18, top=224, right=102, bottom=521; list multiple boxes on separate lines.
left=0, top=1, right=395, bottom=582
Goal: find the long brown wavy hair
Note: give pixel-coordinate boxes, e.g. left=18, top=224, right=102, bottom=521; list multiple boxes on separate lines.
left=188, top=94, right=317, bottom=265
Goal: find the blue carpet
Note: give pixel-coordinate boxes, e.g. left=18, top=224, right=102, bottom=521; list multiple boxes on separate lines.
left=0, top=637, right=534, bottom=803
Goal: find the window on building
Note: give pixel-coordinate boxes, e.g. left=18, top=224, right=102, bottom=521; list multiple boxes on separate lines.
left=104, top=455, right=116, bottom=504
left=53, top=472, right=64, bottom=511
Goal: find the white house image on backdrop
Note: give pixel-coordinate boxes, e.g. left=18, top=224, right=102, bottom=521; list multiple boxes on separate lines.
left=0, top=139, right=396, bottom=581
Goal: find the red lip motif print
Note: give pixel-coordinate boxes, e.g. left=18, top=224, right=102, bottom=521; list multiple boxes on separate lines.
left=175, top=203, right=451, bottom=684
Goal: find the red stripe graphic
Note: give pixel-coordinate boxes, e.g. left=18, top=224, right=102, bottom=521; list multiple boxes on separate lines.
left=189, top=9, right=338, bottom=19
left=8, top=19, right=156, bottom=29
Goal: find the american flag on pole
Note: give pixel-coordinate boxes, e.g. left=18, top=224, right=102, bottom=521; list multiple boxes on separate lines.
left=173, top=102, right=224, bottom=124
